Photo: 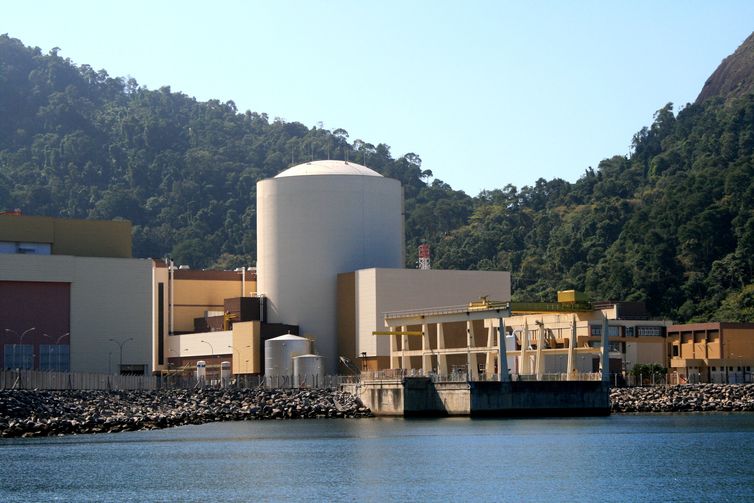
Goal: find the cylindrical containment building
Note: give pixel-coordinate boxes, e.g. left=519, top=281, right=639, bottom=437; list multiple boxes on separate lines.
left=257, top=160, right=404, bottom=374
left=293, top=354, right=326, bottom=388
left=265, top=334, right=311, bottom=387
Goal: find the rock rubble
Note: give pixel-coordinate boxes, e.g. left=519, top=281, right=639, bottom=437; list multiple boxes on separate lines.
left=0, top=387, right=372, bottom=438
left=611, top=384, right=754, bottom=413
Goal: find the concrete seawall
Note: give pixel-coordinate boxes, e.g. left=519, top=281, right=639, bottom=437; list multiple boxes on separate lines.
left=344, top=378, right=611, bottom=417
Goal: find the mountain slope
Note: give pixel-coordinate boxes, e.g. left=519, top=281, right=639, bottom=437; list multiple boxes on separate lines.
left=3, top=33, right=754, bottom=322
left=697, top=32, right=754, bottom=104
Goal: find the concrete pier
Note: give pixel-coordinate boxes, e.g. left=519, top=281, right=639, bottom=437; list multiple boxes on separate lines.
left=344, top=377, right=610, bottom=417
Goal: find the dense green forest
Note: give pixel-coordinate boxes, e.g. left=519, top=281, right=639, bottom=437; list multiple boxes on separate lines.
left=2, top=33, right=754, bottom=322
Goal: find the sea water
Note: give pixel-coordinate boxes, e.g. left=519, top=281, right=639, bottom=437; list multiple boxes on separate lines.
left=1, top=414, right=753, bottom=502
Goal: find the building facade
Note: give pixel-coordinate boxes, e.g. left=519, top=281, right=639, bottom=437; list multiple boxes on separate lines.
left=667, top=323, right=754, bottom=383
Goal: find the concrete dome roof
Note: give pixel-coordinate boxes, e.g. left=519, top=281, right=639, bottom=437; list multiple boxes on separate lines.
left=275, top=160, right=382, bottom=178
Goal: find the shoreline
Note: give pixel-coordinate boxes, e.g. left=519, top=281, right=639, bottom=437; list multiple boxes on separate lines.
left=3, top=384, right=754, bottom=438
left=611, top=383, right=754, bottom=413
left=0, top=387, right=372, bottom=438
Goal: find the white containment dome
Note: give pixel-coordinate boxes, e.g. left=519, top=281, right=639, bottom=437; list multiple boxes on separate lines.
left=293, top=354, right=326, bottom=389
left=257, top=160, right=405, bottom=374
left=265, top=334, right=311, bottom=387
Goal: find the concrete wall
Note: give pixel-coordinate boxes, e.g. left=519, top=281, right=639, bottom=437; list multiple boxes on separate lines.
left=625, top=338, right=665, bottom=368
left=231, top=321, right=261, bottom=374
left=341, top=268, right=511, bottom=362
left=469, top=381, right=610, bottom=416
left=0, top=215, right=132, bottom=258
left=166, top=330, right=233, bottom=359
left=172, top=272, right=245, bottom=333
left=0, top=254, right=153, bottom=374
left=351, top=378, right=610, bottom=417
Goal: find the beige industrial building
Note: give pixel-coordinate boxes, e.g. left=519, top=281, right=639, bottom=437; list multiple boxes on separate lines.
left=1, top=214, right=153, bottom=374
left=0, top=213, right=254, bottom=376
left=337, top=268, right=511, bottom=371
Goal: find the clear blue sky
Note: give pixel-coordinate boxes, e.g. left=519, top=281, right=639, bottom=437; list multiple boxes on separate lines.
left=4, top=1, right=754, bottom=195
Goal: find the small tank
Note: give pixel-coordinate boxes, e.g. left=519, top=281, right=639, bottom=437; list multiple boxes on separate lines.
left=265, top=334, right=310, bottom=388
left=293, top=354, right=326, bottom=388
left=196, top=360, right=207, bottom=382
left=220, top=361, right=231, bottom=385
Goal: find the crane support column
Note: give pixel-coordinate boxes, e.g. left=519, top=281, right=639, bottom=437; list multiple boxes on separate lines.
left=567, top=316, right=577, bottom=381
left=498, top=318, right=510, bottom=382
left=422, top=323, right=431, bottom=375
left=601, top=315, right=610, bottom=383
left=437, top=323, right=448, bottom=376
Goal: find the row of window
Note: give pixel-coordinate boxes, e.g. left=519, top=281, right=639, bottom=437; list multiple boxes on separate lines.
left=2, top=344, right=70, bottom=371
left=0, top=241, right=52, bottom=254
left=590, top=326, right=664, bottom=337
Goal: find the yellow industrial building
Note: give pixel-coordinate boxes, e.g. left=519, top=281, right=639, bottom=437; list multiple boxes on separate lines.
left=668, top=322, right=754, bottom=383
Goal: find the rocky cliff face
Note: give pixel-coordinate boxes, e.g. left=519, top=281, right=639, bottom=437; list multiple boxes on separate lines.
left=697, top=31, right=754, bottom=104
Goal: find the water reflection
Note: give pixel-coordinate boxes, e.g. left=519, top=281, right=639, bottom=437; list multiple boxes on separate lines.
left=1, top=414, right=754, bottom=502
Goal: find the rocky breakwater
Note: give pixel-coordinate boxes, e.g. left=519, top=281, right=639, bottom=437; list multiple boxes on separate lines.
left=0, top=388, right=372, bottom=438
left=611, top=384, right=754, bottom=413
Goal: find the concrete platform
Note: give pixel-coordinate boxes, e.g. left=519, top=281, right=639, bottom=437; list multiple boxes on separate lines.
left=343, top=377, right=610, bottom=417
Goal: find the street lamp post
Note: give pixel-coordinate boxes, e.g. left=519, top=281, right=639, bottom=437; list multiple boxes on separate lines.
left=109, top=337, right=133, bottom=375
left=201, top=340, right=214, bottom=356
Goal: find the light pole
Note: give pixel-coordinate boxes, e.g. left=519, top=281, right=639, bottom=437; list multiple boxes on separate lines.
left=201, top=340, right=214, bottom=357
left=109, top=337, right=133, bottom=375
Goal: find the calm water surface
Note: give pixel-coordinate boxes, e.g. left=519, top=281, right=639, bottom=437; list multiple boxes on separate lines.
left=1, top=414, right=753, bottom=502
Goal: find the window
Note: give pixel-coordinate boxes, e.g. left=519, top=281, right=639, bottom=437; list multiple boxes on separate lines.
left=3, top=344, right=33, bottom=369
left=672, top=345, right=679, bottom=357
left=0, top=241, right=51, bottom=254
left=40, top=344, right=70, bottom=371
left=637, top=326, right=662, bottom=336
left=591, top=325, right=620, bottom=336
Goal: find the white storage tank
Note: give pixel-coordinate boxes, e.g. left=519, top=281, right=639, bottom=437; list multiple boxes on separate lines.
left=220, top=361, right=231, bottom=385
left=293, top=354, right=326, bottom=389
left=257, top=160, right=404, bottom=374
left=265, top=334, right=311, bottom=387
left=196, top=360, right=206, bottom=382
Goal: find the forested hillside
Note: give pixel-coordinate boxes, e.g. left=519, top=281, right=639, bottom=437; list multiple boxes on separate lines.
left=2, top=33, right=754, bottom=322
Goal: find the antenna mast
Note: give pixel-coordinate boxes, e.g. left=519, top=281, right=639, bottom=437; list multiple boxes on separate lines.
left=418, top=244, right=431, bottom=270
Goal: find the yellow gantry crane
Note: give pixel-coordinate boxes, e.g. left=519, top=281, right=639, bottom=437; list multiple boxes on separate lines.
left=372, top=330, right=424, bottom=337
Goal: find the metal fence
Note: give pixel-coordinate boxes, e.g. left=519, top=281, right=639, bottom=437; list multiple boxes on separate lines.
left=359, top=369, right=605, bottom=383
left=262, top=374, right=353, bottom=389
left=0, top=369, right=355, bottom=391
left=0, top=369, right=159, bottom=390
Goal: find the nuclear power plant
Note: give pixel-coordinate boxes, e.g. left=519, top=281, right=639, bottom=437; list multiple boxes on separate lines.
left=1, top=158, right=724, bottom=403
left=255, top=159, right=511, bottom=374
